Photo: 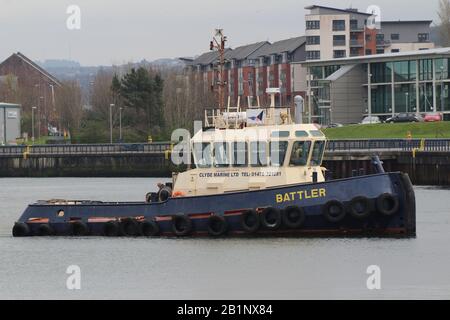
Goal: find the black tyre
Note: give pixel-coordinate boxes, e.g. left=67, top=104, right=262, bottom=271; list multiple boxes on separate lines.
left=349, top=196, right=372, bottom=220
left=158, top=187, right=172, bottom=202
left=376, top=193, right=399, bottom=216
left=172, top=215, right=192, bottom=237
left=70, top=221, right=89, bottom=236
left=207, top=215, right=228, bottom=237
left=282, top=206, right=306, bottom=229
left=120, top=218, right=140, bottom=237
left=140, top=220, right=160, bottom=237
left=37, top=224, right=54, bottom=236
left=12, top=222, right=30, bottom=237
left=104, top=221, right=120, bottom=237
left=260, top=207, right=282, bottom=230
left=240, top=210, right=260, bottom=233
left=145, top=193, right=153, bottom=203
left=323, top=200, right=346, bottom=223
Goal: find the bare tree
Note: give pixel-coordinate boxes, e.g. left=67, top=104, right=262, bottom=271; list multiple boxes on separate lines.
left=438, top=0, right=450, bottom=46
left=55, top=80, right=83, bottom=134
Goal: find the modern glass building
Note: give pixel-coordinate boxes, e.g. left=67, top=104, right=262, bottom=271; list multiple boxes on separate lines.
left=298, top=48, right=450, bottom=125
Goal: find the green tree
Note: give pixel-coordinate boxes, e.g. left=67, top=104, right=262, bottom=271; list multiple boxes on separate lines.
left=438, top=0, right=450, bottom=46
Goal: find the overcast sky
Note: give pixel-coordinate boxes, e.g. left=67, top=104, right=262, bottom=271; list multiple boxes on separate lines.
left=0, top=0, right=442, bottom=66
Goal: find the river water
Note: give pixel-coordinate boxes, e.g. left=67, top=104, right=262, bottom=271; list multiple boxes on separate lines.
left=0, top=178, right=449, bottom=300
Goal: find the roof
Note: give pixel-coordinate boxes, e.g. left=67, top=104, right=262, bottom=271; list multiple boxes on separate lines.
left=305, top=5, right=372, bottom=16
left=249, top=36, right=306, bottom=58
left=224, top=42, right=269, bottom=61
left=381, top=20, right=433, bottom=25
left=325, top=64, right=357, bottom=81
left=299, top=47, right=450, bottom=66
left=0, top=52, right=61, bottom=86
left=191, top=49, right=232, bottom=66
left=0, top=102, right=21, bottom=109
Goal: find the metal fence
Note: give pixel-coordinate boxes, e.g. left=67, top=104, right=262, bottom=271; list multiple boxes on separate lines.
left=1, top=139, right=450, bottom=157
left=0, top=143, right=172, bottom=156
left=326, top=139, right=450, bottom=152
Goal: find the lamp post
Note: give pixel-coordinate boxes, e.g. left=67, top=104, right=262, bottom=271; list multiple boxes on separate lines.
left=109, top=104, right=115, bottom=144
left=32, top=106, right=37, bottom=143
left=441, top=66, right=445, bottom=112
left=119, top=107, right=123, bottom=142
left=405, top=92, right=409, bottom=113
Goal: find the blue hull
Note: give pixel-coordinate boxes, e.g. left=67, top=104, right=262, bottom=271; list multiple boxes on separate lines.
left=13, top=172, right=416, bottom=238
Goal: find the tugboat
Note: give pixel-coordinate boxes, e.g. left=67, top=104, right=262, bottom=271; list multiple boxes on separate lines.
left=12, top=31, right=416, bottom=238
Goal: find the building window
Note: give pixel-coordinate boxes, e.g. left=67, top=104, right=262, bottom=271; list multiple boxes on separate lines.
left=365, top=49, right=373, bottom=55
left=333, top=50, right=346, bottom=58
left=306, top=20, right=320, bottom=30
left=371, top=85, right=392, bottom=114
left=332, top=20, right=346, bottom=31
left=306, top=51, right=321, bottom=60
left=333, top=35, right=346, bottom=46
left=391, top=49, right=400, bottom=53
left=393, top=60, right=417, bottom=82
left=350, top=19, right=359, bottom=30
left=376, top=34, right=385, bottom=44
left=391, top=33, right=400, bottom=41
left=306, top=36, right=320, bottom=45
left=365, top=34, right=372, bottom=42
left=376, top=49, right=385, bottom=54
left=418, top=33, right=429, bottom=42
left=371, top=62, right=393, bottom=83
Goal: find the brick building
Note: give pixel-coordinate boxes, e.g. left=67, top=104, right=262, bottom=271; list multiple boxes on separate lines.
left=0, top=52, right=61, bottom=135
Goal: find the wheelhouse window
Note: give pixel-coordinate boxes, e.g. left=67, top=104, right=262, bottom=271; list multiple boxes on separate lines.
left=310, top=141, right=326, bottom=166
left=250, top=142, right=268, bottom=167
left=295, top=131, right=309, bottom=138
left=271, top=131, right=290, bottom=138
left=269, top=141, right=289, bottom=167
left=310, top=130, right=325, bottom=137
left=193, top=143, right=212, bottom=168
left=213, top=142, right=230, bottom=168
left=290, top=141, right=311, bottom=166
left=232, top=142, right=248, bottom=167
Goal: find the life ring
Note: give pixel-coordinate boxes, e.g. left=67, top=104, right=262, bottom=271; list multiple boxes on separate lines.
left=240, top=210, right=260, bottom=233
left=158, top=187, right=172, bottom=202
left=172, top=214, right=192, bottom=236
left=37, top=224, right=55, bottom=236
left=349, top=196, right=372, bottom=220
left=323, top=200, right=346, bottom=223
left=120, top=218, right=140, bottom=237
left=140, top=220, right=160, bottom=237
left=172, top=191, right=186, bottom=198
left=207, top=215, right=228, bottom=237
left=376, top=193, right=399, bottom=216
left=260, top=207, right=282, bottom=230
left=103, top=221, right=120, bottom=237
left=12, top=222, right=30, bottom=237
left=70, top=221, right=89, bottom=236
left=282, top=206, right=306, bottom=229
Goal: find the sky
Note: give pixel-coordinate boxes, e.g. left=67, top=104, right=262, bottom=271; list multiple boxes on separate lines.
left=0, top=0, right=442, bottom=66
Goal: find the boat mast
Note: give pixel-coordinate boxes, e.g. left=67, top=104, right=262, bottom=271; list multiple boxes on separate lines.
left=210, top=29, right=227, bottom=111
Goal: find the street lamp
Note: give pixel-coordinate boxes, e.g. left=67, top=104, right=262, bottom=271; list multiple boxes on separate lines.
left=119, top=107, right=123, bottom=142
left=441, top=66, right=445, bottom=112
left=405, top=92, right=409, bottom=113
left=31, top=107, right=37, bottom=143
left=109, top=104, right=115, bottom=144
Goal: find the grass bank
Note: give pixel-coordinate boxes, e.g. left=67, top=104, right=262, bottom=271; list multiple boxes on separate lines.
left=323, top=122, right=450, bottom=139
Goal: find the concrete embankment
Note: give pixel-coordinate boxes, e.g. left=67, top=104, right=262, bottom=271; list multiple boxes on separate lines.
left=1, top=141, right=449, bottom=186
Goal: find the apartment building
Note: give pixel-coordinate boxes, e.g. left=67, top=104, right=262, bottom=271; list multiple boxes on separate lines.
left=305, top=5, right=376, bottom=60
left=376, top=21, right=435, bottom=54
left=186, top=37, right=306, bottom=107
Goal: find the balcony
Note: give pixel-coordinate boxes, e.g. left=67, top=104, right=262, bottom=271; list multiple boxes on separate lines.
left=376, top=40, right=391, bottom=47
left=350, top=39, right=364, bottom=47
left=333, top=40, right=346, bottom=46
left=350, top=25, right=364, bottom=32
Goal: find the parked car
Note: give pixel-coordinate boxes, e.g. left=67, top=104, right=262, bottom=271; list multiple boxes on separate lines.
left=326, top=123, right=344, bottom=128
left=361, top=116, right=381, bottom=124
left=386, top=113, right=424, bottom=123
left=424, top=113, right=443, bottom=122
